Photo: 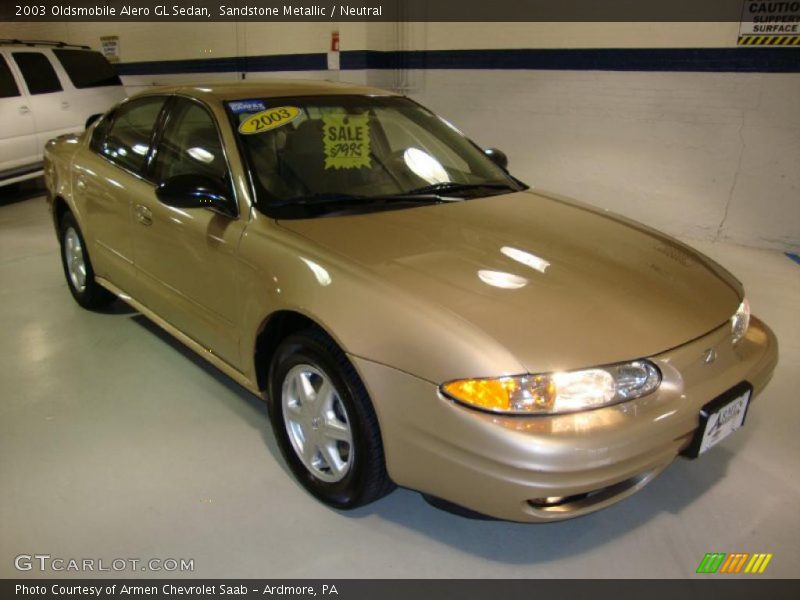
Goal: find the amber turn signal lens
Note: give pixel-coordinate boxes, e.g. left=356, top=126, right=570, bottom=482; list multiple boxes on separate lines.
left=442, top=376, right=556, bottom=413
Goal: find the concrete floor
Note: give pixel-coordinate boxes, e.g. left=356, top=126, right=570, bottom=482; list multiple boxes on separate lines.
left=1, top=181, right=798, bottom=579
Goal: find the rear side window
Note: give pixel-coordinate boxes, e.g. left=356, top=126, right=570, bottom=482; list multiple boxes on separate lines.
left=12, top=52, right=63, bottom=95
left=100, top=97, right=166, bottom=175
left=0, top=55, right=20, bottom=97
left=53, top=49, right=122, bottom=89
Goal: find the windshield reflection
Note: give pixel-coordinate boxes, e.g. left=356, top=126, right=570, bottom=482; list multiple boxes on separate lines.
left=229, top=95, right=525, bottom=218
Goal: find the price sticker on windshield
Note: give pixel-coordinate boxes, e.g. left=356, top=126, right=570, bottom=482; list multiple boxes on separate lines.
left=239, top=106, right=300, bottom=135
left=322, top=113, right=371, bottom=169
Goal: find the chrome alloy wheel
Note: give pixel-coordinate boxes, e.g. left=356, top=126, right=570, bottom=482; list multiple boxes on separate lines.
left=64, top=227, right=87, bottom=293
left=281, top=364, right=354, bottom=483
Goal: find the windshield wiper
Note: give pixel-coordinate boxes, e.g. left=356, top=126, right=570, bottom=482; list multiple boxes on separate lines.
left=403, top=181, right=518, bottom=197
left=269, top=181, right=519, bottom=208
left=271, top=192, right=366, bottom=206
left=271, top=191, right=461, bottom=208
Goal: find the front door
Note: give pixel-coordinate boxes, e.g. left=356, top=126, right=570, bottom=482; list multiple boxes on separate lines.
left=131, top=97, right=246, bottom=368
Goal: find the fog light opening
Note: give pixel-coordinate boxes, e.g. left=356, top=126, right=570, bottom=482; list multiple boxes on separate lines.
left=527, top=472, right=653, bottom=513
left=529, top=493, right=586, bottom=509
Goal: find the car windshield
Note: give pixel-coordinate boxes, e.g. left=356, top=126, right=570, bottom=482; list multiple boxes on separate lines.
left=226, top=95, right=525, bottom=217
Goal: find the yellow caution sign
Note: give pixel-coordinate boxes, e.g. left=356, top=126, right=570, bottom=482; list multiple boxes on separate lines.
left=739, top=0, right=800, bottom=46
left=738, top=35, right=800, bottom=45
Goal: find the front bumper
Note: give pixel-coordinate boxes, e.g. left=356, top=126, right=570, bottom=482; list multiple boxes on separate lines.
left=352, top=316, right=778, bottom=522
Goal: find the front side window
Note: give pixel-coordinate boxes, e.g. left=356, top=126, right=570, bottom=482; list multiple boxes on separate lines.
left=152, top=98, right=229, bottom=187
left=12, top=52, right=62, bottom=95
left=0, top=55, right=20, bottom=98
left=53, top=49, right=122, bottom=89
left=100, top=97, right=166, bottom=175
left=227, top=95, right=524, bottom=218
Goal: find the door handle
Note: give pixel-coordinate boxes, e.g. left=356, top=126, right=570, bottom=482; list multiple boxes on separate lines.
left=61, top=101, right=70, bottom=110
left=135, top=204, right=153, bottom=226
left=18, top=105, right=30, bottom=114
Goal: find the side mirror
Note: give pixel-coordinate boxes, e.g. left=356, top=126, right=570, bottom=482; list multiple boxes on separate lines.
left=155, top=174, right=231, bottom=211
left=484, top=147, right=508, bottom=170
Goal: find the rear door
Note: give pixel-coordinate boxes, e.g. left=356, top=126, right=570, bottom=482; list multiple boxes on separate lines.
left=0, top=53, right=38, bottom=177
left=11, top=50, right=77, bottom=153
left=75, top=95, right=168, bottom=294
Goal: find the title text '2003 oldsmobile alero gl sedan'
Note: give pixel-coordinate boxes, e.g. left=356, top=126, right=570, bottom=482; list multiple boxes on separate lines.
left=44, top=81, right=778, bottom=522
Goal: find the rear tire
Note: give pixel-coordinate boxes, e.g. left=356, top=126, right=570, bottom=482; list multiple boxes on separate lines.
left=267, top=327, right=395, bottom=509
left=59, top=212, right=115, bottom=310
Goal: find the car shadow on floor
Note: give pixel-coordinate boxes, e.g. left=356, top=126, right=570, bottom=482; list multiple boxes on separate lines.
left=129, top=312, right=289, bottom=475
left=97, top=298, right=139, bottom=316
left=129, top=308, right=735, bottom=564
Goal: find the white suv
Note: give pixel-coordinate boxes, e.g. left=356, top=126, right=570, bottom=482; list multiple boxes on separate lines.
left=0, top=40, right=126, bottom=188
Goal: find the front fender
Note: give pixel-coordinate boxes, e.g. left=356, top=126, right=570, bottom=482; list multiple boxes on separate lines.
left=236, top=212, right=526, bottom=387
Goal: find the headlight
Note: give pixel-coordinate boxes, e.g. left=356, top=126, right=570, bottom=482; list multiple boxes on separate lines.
left=731, top=299, right=750, bottom=345
left=440, top=361, right=661, bottom=415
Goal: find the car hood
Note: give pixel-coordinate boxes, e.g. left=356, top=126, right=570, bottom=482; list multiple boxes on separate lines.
left=278, top=191, right=742, bottom=374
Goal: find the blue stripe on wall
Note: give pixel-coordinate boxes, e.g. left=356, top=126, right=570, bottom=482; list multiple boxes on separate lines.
left=116, top=53, right=326, bottom=75
left=115, top=47, right=800, bottom=76
left=350, top=48, right=800, bottom=72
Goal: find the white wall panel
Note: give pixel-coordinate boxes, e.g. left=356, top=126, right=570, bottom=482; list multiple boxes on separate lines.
left=415, top=22, right=741, bottom=50
left=412, top=70, right=799, bottom=251
left=241, top=22, right=364, bottom=55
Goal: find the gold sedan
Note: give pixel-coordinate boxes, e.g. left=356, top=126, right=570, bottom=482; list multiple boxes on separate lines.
left=44, top=81, right=778, bottom=522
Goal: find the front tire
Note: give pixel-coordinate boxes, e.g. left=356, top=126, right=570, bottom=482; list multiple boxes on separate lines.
left=59, top=212, right=115, bottom=310
left=268, top=328, right=395, bottom=509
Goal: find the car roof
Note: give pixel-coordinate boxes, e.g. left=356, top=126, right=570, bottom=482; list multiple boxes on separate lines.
left=135, top=80, right=399, bottom=102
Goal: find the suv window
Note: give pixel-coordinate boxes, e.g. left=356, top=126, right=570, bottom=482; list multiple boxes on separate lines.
left=0, top=55, right=20, bottom=98
left=100, top=97, right=166, bottom=175
left=53, top=49, right=122, bottom=89
left=12, top=52, right=63, bottom=95
left=152, top=98, right=230, bottom=186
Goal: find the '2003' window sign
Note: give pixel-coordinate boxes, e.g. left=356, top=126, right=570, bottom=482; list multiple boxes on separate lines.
left=739, top=1, right=800, bottom=45
left=322, top=113, right=371, bottom=170
left=239, top=106, right=301, bottom=134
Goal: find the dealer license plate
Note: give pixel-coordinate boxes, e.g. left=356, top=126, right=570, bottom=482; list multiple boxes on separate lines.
left=684, top=383, right=752, bottom=458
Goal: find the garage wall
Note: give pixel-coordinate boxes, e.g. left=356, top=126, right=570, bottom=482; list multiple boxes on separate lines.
left=2, top=21, right=798, bottom=252
left=400, top=23, right=800, bottom=252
